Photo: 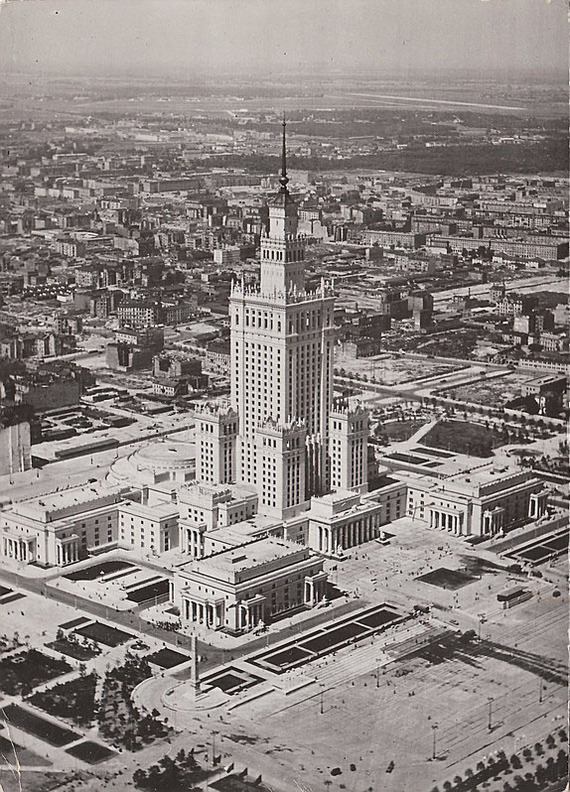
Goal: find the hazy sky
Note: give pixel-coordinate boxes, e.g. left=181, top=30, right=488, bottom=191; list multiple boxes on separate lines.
left=0, top=0, right=567, bottom=79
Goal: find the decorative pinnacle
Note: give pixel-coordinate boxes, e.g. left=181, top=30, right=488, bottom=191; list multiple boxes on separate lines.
left=279, top=113, right=289, bottom=191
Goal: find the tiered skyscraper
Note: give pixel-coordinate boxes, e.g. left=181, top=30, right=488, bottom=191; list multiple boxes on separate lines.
left=195, top=120, right=368, bottom=521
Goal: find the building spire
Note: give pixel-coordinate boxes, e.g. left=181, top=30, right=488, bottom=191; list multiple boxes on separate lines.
left=279, top=113, right=289, bottom=192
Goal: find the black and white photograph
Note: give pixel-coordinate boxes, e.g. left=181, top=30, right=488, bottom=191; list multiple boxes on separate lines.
left=0, top=1, right=568, bottom=790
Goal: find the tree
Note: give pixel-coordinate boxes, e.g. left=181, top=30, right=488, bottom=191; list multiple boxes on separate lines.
left=133, top=769, right=148, bottom=788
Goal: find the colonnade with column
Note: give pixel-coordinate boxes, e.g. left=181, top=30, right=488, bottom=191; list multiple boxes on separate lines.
left=237, top=597, right=265, bottom=631
left=180, top=523, right=205, bottom=558
left=56, top=538, right=80, bottom=565
left=182, top=596, right=224, bottom=629
left=316, top=513, right=379, bottom=555
left=304, top=571, right=328, bottom=605
left=482, top=507, right=505, bottom=537
left=428, top=509, right=464, bottom=535
left=528, top=491, right=548, bottom=520
left=2, top=535, right=35, bottom=562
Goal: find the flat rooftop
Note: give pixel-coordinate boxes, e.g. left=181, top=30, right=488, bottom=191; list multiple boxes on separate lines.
left=187, top=537, right=305, bottom=579
left=10, top=482, right=125, bottom=521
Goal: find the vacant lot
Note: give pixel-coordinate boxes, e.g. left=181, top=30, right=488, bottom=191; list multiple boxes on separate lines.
left=445, top=371, right=537, bottom=408
left=334, top=351, right=458, bottom=385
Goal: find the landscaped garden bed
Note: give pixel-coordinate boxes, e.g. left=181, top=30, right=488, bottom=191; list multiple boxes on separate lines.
left=0, top=649, right=72, bottom=696
left=146, top=648, right=190, bottom=669
left=0, top=703, right=80, bottom=747
left=65, top=740, right=116, bottom=764
left=417, top=567, right=478, bottom=590
left=47, top=629, right=102, bottom=661
left=126, top=579, right=170, bottom=603
left=64, top=560, right=134, bottom=581
left=74, top=621, right=133, bottom=647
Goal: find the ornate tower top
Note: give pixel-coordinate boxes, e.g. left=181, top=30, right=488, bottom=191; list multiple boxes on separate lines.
left=279, top=114, right=289, bottom=193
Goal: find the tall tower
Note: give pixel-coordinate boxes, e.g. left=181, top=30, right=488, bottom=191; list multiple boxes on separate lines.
left=229, top=119, right=336, bottom=515
left=329, top=401, right=369, bottom=494
left=259, top=117, right=306, bottom=296
left=194, top=404, right=238, bottom=485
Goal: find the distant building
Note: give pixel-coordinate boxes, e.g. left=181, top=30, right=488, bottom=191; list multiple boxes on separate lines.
left=497, top=293, right=539, bottom=317
left=521, top=374, right=567, bottom=415
left=107, top=326, right=164, bottom=372
left=364, top=230, right=427, bottom=250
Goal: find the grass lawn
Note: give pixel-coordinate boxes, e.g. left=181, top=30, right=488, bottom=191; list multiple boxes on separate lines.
left=377, top=419, right=428, bottom=444
left=147, top=648, right=190, bottom=669
left=416, top=567, right=478, bottom=590
left=74, top=622, right=132, bottom=647
left=64, top=560, right=134, bottom=581
left=0, top=704, right=79, bottom=747
left=420, top=420, right=506, bottom=457
left=65, top=741, right=116, bottom=764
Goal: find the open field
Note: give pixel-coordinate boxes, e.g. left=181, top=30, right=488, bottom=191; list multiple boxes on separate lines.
left=334, top=351, right=460, bottom=385
left=444, top=371, right=541, bottom=408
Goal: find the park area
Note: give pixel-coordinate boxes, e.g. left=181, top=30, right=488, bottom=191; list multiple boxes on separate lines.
left=374, top=418, right=428, bottom=445
left=47, top=630, right=102, bottom=660
left=0, top=649, right=71, bottom=696
left=419, top=419, right=509, bottom=457
left=28, top=673, right=98, bottom=727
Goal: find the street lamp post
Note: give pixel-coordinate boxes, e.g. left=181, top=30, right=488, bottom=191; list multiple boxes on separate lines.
left=432, top=724, right=438, bottom=760
left=487, top=697, right=494, bottom=732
